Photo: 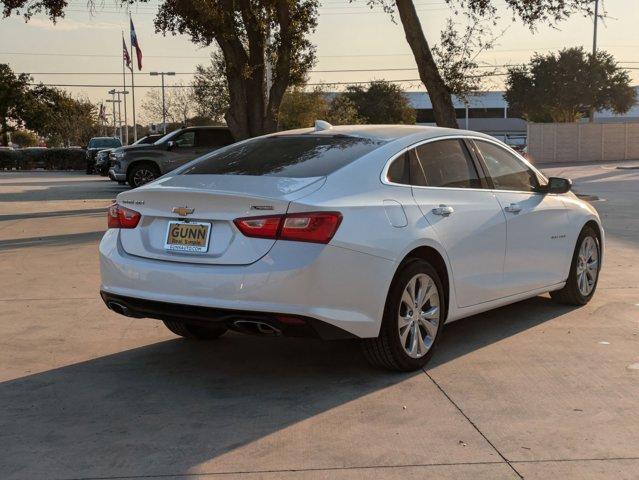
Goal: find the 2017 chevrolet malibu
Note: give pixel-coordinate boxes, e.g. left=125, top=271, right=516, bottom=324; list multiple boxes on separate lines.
left=99, top=123, right=603, bottom=371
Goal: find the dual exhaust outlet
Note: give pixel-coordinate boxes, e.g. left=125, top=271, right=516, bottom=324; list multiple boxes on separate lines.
left=107, top=301, right=281, bottom=336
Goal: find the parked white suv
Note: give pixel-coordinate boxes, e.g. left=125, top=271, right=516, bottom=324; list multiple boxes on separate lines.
left=99, top=124, right=603, bottom=371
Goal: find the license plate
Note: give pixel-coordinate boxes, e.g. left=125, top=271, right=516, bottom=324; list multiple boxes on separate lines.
left=164, top=221, right=211, bottom=253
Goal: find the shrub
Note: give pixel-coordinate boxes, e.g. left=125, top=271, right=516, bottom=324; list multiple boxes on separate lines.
left=0, top=148, right=86, bottom=170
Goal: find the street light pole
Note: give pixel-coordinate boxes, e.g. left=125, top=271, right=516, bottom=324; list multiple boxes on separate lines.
left=116, top=91, right=122, bottom=142
left=589, top=0, right=599, bottom=123
left=107, top=89, right=118, bottom=137
left=112, top=90, right=129, bottom=143
left=150, top=71, right=175, bottom=134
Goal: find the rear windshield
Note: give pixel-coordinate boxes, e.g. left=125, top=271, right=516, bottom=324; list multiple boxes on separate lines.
left=182, top=135, right=386, bottom=177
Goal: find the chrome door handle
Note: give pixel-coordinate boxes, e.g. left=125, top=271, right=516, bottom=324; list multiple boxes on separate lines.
left=504, top=203, right=521, bottom=214
left=432, top=204, right=454, bottom=217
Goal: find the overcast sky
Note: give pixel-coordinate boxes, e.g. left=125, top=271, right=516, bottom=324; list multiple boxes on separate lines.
left=1, top=0, right=637, bottom=124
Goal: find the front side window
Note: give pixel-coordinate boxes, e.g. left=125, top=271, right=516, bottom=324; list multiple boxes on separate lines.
left=174, top=131, right=196, bottom=148
left=408, top=139, right=481, bottom=189
left=474, top=140, right=538, bottom=192
left=183, top=135, right=386, bottom=177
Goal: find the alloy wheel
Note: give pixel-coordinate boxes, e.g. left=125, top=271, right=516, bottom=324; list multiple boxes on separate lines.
left=576, top=236, right=599, bottom=296
left=133, top=169, right=156, bottom=187
left=398, top=273, right=440, bottom=359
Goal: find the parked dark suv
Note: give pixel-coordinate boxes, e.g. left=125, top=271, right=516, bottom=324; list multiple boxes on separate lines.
left=108, top=126, right=234, bottom=187
left=86, top=137, right=122, bottom=174
left=95, top=134, right=163, bottom=176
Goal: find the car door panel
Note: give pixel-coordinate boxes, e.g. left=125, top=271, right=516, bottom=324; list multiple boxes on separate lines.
left=405, top=139, right=508, bottom=308
left=493, top=192, right=570, bottom=295
left=414, top=188, right=507, bottom=307
left=471, top=139, right=571, bottom=295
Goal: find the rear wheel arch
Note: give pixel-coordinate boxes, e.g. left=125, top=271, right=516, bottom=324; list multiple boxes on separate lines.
left=396, top=246, right=450, bottom=322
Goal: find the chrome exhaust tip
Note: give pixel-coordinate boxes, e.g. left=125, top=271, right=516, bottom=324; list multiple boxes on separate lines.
left=107, top=301, right=132, bottom=317
left=233, top=320, right=282, bottom=336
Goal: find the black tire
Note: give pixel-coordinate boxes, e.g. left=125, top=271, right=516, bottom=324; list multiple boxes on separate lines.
left=362, top=259, right=446, bottom=372
left=162, top=320, right=228, bottom=340
left=550, top=225, right=601, bottom=306
left=127, top=162, right=160, bottom=188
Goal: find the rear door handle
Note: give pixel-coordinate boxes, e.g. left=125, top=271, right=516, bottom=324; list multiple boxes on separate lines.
left=432, top=204, right=454, bottom=217
left=504, top=203, right=521, bottom=214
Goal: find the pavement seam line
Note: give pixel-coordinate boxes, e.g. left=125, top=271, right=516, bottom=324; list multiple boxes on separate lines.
left=50, top=456, right=639, bottom=480
left=422, top=369, right=524, bottom=479
left=51, top=460, right=511, bottom=480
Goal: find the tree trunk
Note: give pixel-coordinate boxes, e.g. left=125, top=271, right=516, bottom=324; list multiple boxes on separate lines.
left=395, top=0, right=458, bottom=128
left=1, top=119, right=8, bottom=146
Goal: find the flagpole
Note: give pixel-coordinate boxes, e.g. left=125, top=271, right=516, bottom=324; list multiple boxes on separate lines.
left=129, top=15, right=138, bottom=142
left=131, top=68, right=137, bottom=142
left=122, top=35, right=129, bottom=145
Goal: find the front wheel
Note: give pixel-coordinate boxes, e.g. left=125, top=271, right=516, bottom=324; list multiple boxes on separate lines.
left=127, top=162, right=160, bottom=188
left=163, top=320, right=228, bottom=340
left=550, top=225, right=601, bottom=305
left=362, top=259, right=445, bottom=371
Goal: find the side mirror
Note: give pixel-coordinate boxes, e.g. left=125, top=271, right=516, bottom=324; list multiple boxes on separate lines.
left=545, top=177, right=572, bottom=194
left=167, top=140, right=176, bottom=151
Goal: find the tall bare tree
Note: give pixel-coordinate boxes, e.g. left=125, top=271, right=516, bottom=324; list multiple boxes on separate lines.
left=367, top=0, right=598, bottom=128
left=141, top=81, right=196, bottom=126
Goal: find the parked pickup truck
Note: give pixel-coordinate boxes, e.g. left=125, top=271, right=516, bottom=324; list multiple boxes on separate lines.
left=108, top=126, right=234, bottom=187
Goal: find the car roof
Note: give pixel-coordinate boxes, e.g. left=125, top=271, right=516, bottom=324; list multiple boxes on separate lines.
left=269, top=124, right=497, bottom=143
left=183, top=126, right=230, bottom=131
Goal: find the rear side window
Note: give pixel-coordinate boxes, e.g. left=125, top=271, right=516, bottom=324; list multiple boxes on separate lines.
left=183, top=135, right=386, bottom=177
left=198, top=129, right=234, bottom=148
left=408, top=139, right=481, bottom=189
left=386, top=153, right=410, bottom=184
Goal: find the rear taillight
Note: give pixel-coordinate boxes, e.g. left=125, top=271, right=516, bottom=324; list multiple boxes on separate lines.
left=233, top=215, right=281, bottom=239
left=280, top=212, right=342, bottom=243
left=233, top=212, right=342, bottom=244
left=108, top=203, right=141, bottom=229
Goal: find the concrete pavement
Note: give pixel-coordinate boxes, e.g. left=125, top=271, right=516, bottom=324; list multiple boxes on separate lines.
left=0, top=166, right=638, bottom=480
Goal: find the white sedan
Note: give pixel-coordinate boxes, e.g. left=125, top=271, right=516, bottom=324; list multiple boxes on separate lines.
left=99, top=123, right=603, bottom=371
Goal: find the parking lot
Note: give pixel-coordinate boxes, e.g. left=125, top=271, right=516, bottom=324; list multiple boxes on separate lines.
left=0, top=163, right=638, bottom=480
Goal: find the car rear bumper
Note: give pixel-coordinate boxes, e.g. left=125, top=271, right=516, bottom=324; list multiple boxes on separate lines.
left=100, top=291, right=355, bottom=339
left=99, top=229, right=396, bottom=338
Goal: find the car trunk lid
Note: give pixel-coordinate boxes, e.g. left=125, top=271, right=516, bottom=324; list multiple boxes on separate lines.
left=116, top=174, right=325, bottom=265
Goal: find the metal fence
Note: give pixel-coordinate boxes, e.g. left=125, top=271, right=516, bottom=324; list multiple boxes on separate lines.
left=527, top=122, right=639, bottom=164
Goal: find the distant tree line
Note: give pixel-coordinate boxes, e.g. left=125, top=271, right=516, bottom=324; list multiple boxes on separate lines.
left=1, top=0, right=614, bottom=139
left=0, top=64, right=99, bottom=147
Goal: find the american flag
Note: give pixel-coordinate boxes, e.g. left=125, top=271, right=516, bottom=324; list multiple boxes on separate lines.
left=130, top=17, right=142, bottom=71
left=122, top=35, right=132, bottom=71
left=99, top=103, right=107, bottom=121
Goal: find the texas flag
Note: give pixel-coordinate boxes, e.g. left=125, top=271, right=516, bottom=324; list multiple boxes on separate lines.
left=122, top=35, right=132, bottom=71
left=130, top=17, right=142, bottom=71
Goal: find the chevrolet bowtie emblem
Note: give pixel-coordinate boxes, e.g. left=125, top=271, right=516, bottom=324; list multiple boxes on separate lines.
left=172, top=206, right=194, bottom=216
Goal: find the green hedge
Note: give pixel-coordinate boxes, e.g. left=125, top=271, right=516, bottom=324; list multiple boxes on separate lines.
left=0, top=148, right=86, bottom=171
